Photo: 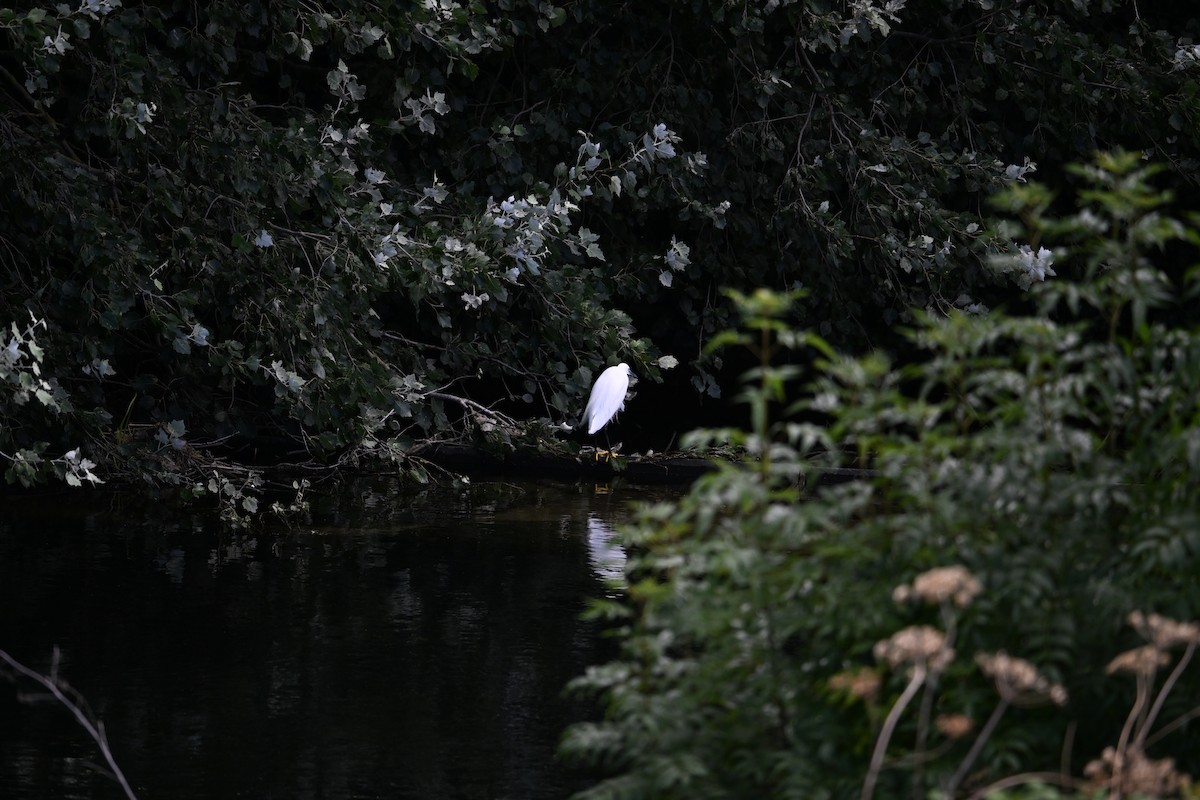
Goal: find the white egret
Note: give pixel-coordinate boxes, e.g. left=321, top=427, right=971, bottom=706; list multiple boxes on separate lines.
left=581, top=363, right=632, bottom=458
left=583, top=363, right=632, bottom=434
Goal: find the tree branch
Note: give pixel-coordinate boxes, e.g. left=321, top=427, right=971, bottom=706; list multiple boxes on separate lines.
left=0, top=647, right=138, bottom=800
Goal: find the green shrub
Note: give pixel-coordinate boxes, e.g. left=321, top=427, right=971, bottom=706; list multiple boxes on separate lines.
left=563, top=153, right=1200, bottom=799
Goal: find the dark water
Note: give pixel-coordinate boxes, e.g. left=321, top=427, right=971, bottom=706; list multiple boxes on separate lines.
left=0, top=479, right=665, bottom=799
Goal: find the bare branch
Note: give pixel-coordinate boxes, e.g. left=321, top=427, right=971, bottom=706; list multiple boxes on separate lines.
left=0, top=648, right=138, bottom=800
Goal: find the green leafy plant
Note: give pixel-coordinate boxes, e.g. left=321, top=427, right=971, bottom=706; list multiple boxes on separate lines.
left=563, top=152, right=1200, bottom=799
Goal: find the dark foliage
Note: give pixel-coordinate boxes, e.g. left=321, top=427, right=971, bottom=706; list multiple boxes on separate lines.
left=2, top=1, right=1199, bottom=505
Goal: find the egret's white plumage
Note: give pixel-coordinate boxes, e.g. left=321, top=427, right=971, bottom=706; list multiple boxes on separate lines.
left=582, top=363, right=632, bottom=435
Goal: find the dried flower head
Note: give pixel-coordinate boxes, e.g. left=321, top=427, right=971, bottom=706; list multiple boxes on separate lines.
left=828, top=668, right=882, bottom=702
left=976, top=651, right=1068, bottom=706
left=1083, top=746, right=1190, bottom=796
left=874, top=625, right=954, bottom=672
left=1106, top=644, right=1172, bottom=677
left=907, top=565, right=982, bottom=608
left=1127, top=611, right=1200, bottom=650
left=934, top=713, right=974, bottom=740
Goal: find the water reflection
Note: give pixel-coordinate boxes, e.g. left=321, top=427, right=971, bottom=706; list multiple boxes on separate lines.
left=586, top=515, right=627, bottom=588
left=0, top=480, right=679, bottom=800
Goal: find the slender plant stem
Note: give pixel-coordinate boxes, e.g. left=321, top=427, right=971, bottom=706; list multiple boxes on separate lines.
left=1061, top=720, right=1076, bottom=786
left=1109, top=673, right=1149, bottom=800
left=911, top=680, right=937, bottom=800
left=945, top=697, right=1010, bottom=798
left=1132, top=667, right=1154, bottom=739
left=1135, top=642, right=1194, bottom=750
left=912, top=607, right=958, bottom=800
left=862, top=665, right=926, bottom=800
left=1144, top=703, right=1200, bottom=748
left=0, top=648, right=138, bottom=800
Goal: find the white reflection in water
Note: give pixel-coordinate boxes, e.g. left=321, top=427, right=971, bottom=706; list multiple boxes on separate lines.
left=586, top=514, right=626, bottom=586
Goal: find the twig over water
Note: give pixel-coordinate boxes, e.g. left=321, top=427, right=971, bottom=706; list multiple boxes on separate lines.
left=0, top=647, right=138, bottom=800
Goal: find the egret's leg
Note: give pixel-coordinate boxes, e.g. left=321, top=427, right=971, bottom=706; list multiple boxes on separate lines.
left=594, top=428, right=616, bottom=461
